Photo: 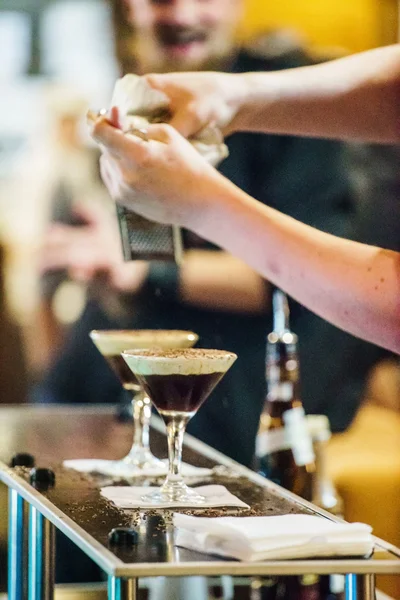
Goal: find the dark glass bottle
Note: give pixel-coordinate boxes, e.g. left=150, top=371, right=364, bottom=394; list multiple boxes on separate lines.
left=255, top=289, right=317, bottom=600
left=256, top=289, right=316, bottom=496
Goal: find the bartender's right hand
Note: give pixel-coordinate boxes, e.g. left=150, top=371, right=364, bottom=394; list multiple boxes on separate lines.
left=145, top=72, right=247, bottom=138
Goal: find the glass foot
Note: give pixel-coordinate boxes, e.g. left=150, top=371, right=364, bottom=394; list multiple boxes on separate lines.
left=141, top=479, right=206, bottom=505
left=113, top=446, right=165, bottom=475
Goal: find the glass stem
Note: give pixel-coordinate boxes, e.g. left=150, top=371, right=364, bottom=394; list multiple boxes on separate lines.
left=131, top=389, right=151, bottom=449
left=166, top=417, right=188, bottom=481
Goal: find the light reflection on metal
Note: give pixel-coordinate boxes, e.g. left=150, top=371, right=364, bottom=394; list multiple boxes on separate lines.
left=8, top=490, right=27, bottom=600
left=28, top=506, right=55, bottom=600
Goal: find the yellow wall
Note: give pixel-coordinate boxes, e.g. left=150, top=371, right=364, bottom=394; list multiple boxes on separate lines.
left=240, top=0, right=398, bottom=53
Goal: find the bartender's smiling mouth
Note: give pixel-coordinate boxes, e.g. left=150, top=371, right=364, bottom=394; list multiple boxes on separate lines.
left=157, top=26, right=209, bottom=54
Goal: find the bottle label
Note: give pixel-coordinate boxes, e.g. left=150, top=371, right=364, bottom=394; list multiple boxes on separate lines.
left=256, top=428, right=291, bottom=456
left=256, top=407, right=315, bottom=466
left=283, top=406, right=315, bottom=466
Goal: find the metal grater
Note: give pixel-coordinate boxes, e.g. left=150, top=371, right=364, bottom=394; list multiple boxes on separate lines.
left=117, top=205, right=183, bottom=264
left=87, top=109, right=184, bottom=264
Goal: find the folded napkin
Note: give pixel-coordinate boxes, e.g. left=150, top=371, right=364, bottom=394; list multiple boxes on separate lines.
left=101, top=484, right=249, bottom=509
left=111, top=74, right=229, bottom=167
left=63, top=458, right=212, bottom=479
left=174, top=513, right=374, bottom=561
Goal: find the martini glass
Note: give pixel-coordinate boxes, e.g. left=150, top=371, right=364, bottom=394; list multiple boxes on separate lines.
left=123, top=348, right=237, bottom=504
left=89, top=330, right=198, bottom=474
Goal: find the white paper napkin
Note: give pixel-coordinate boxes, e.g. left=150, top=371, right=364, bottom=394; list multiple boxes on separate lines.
left=111, top=74, right=229, bottom=167
left=63, top=458, right=212, bottom=479
left=174, top=513, right=374, bottom=561
left=101, top=484, right=250, bottom=509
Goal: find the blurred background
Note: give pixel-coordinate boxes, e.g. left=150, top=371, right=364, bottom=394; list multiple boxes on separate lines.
left=0, top=0, right=399, bottom=386
left=0, top=0, right=400, bottom=597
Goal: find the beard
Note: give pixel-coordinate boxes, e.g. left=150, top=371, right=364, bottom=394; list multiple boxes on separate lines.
left=132, top=24, right=236, bottom=74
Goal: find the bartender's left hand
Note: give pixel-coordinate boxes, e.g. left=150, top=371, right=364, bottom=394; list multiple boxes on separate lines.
left=38, top=203, right=149, bottom=294
left=90, top=112, right=229, bottom=230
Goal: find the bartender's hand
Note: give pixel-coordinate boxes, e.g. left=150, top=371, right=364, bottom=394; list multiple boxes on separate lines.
left=92, top=114, right=232, bottom=228
left=145, top=72, right=246, bottom=137
left=38, top=204, right=149, bottom=293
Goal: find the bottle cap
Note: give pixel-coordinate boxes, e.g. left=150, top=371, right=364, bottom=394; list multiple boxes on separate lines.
left=10, top=453, right=35, bottom=468
left=108, top=527, right=138, bottom=547
left=29, top=468, right=56, bottom=489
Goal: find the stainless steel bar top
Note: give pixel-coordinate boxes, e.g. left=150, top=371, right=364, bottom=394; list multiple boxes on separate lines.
left=0, top=405, right=400, bottom=579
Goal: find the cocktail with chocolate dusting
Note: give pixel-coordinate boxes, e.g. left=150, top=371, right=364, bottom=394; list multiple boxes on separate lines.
left=123, top=348, right=237, bottom=503
left=90, top=330, right=198, bottom=474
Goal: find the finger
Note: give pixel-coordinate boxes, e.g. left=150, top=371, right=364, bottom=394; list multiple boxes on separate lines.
left=169, top=103, right=206, bottom=138
left=37, top=246, right=72, bottom=272
left=92, top=119, right=147, bottom=161
left=69, top=266, right=96, bottom=283
left=109, top=106, right=121, bottom=128
left=43, top=223, right=73, bottom=239
left=145, top=123, right=177, bottom=144
left=45, top=223, right=92, bottom=246
left=145, top=73, right=167, bottom=95
left=145, top=75, right=205, bottom=137
left=70, top=203, right=100, bottom=226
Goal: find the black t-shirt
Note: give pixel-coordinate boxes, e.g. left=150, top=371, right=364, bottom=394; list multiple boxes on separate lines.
left=36, top=45, right=389, bottom=467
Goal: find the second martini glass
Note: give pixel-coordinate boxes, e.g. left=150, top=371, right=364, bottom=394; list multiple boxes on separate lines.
left=90, top=330, right=198, bottom=474
left=123, top=348, right=237, bottom=504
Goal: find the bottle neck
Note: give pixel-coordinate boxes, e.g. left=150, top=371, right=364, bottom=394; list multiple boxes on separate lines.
left=272, top=289, right=290, bottom=333
left=267, top=336, right=299, bottom=379
left=266, top=382, right=303, bottom=426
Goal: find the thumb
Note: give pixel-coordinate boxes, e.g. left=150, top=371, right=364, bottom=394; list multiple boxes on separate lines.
left=145, top=74, right=204, bottom=138
left=169, top=104, right=205, bottom=139
left=91, top=118, right=146, bottom=160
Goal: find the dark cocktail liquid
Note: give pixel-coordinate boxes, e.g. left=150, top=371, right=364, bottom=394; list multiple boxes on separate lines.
left=137, top=372, right=224, bottom=416
left=105, top=355, right=140, bottom=390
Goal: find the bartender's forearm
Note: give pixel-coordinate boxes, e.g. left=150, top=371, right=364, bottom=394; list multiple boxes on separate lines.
left=118, top=250, right=269, bottom=313
left=235, top=45, right=400, bottom=144
left=179, top=250, right=269, bottom=314
left=191, top=181, right=400, bottom=353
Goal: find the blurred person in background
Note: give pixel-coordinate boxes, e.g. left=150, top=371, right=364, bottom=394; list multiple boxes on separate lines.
left=1, top=84, right=111, bottom=377
left=36, top=0, right=392, bottom=466
left=37, top=87, right=115, bottom=369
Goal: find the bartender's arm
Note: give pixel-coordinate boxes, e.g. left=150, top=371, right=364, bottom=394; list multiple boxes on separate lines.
left=147, top=44, right=400, bottom=144
left=91, top=100, right=400, bottom=353
left=39, top=215, right=268, bottom=315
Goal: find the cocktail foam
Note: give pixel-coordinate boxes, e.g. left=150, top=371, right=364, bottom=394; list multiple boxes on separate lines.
left=122, top=348, right=237, bottom=376
left=90, top=330, right=198, bottom=356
